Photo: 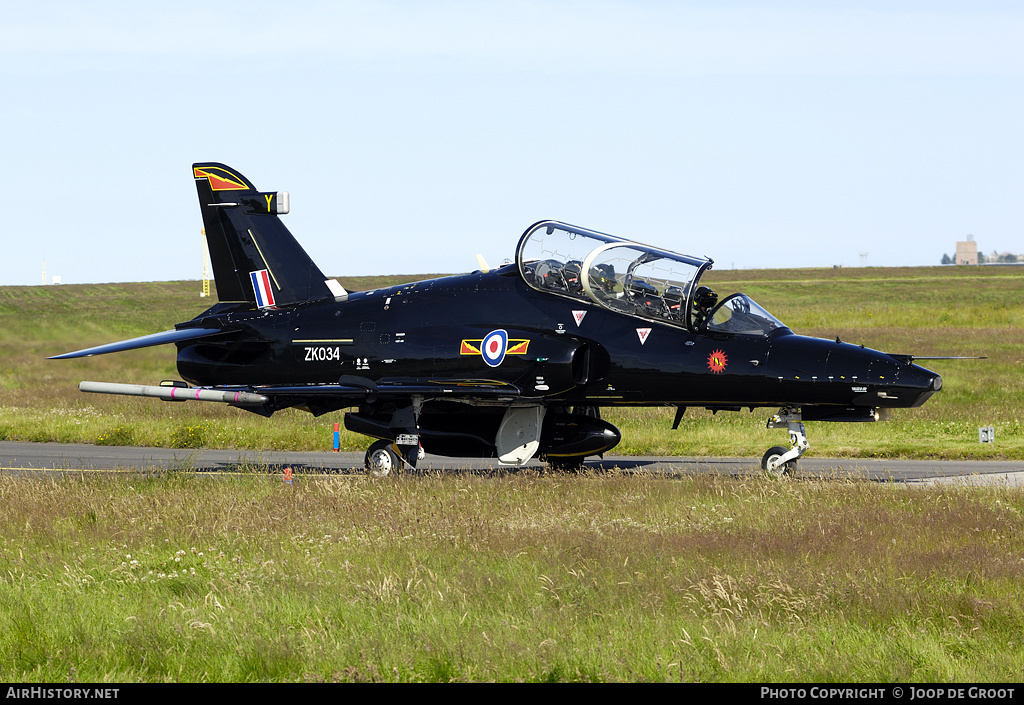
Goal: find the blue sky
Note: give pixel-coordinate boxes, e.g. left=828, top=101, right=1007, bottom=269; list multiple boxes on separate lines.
left=2, top=1, right=1022, bottom=285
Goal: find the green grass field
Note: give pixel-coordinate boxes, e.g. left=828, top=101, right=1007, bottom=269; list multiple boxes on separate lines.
left=1, top=471, right=1023, bottom=682
left=1, top=265, right=1021, bottom=459
left=2, top=266, right=1023, bottom=682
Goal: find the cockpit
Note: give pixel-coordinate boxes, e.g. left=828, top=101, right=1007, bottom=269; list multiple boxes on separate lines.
left=516, top=221, right=786, bottom=336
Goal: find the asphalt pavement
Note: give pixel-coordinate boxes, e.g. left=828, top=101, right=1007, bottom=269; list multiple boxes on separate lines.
left=2, top=441, right=1023, bottom=487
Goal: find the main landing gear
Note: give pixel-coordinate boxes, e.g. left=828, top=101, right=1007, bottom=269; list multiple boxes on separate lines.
left=364, top=439, right=401, bottom=477
left=762, top=407, right=808, bottom=476
left=364, top=439, right=424, bottom=477
left=363, top=396, right=425, bottom=477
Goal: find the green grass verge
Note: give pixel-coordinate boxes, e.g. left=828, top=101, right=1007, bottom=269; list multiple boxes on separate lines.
left=1, top=471, right=1022, bottom=682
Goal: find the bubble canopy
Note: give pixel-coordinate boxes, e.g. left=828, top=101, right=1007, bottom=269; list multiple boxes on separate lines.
left=516, top=221, right=718, bottom=332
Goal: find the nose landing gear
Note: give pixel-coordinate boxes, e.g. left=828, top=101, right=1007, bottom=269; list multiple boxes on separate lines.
left=762, top=407, right=808, bottom=476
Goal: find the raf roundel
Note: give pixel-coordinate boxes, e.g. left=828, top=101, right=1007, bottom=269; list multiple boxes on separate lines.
left=480, top=329, right=509, bottom=367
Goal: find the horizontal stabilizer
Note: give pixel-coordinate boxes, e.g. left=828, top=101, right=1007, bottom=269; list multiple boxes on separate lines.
left=49, top=328, right=227, bottom=359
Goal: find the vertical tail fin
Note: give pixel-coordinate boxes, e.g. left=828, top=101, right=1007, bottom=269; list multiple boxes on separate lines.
left=193, top=162, right=344, bottom=306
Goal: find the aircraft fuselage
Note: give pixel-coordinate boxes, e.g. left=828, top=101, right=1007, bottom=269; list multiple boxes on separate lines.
left=54, top=163, right=948, bottom=472
left=176, top=265, right=940, bottom=415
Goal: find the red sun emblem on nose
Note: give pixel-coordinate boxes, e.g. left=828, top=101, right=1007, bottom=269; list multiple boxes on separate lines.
left=707, top=349, right=728, bottom=374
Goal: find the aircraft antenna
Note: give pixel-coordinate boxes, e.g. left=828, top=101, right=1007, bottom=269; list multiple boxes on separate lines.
left=201, top=229, right=211, bottom=298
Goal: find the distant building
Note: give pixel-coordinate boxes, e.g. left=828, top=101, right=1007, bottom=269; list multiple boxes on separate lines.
left=955, top=240, right=978, bottom=265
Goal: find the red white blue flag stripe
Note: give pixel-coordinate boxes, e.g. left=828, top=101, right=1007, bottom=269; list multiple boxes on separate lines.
left=250, top=269, right=276, bottom=308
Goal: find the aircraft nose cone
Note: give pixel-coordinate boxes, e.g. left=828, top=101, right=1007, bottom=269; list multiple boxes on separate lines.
left=765, top=336, right=943, bottom=410
left=902, top=362, right=940, bottom=388
left=898, top=364, right=942, bottom=407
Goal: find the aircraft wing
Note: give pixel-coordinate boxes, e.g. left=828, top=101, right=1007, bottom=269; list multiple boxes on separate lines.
left=249, top=377, right=522, bottom=404
left=77, top=377, right=521, bottom=411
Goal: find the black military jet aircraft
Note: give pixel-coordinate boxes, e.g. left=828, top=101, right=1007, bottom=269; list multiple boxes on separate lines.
left=52, top=162, right=945, bottom=475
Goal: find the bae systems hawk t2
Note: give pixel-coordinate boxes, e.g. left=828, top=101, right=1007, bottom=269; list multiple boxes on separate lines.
left=52, top=162, right=946, bottom=475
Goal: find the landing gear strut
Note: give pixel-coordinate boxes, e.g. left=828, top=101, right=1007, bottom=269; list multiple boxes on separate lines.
left=364, top=395, right=425, bottom=477
left=762, top=407, right=808, bottom=476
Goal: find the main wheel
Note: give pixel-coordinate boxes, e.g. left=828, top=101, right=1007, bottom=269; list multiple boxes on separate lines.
left=761, top=445, right=797, bottom=476
left=365, top=440, right=401, bottom=477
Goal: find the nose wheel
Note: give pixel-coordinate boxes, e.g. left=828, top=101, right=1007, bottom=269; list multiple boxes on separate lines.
left=761, top=445, right=798, bottom=476
left=763, top=408, right=808, bottom=476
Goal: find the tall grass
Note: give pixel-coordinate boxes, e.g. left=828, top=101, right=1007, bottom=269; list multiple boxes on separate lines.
left=0, top=470, right=1021, bottom=682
